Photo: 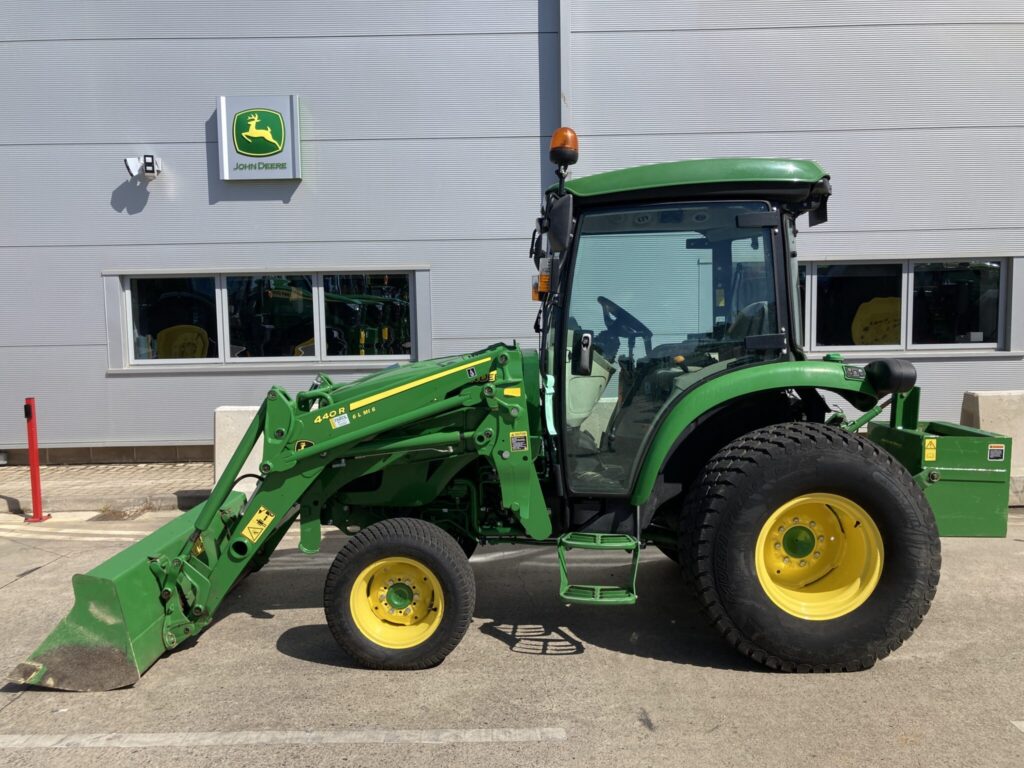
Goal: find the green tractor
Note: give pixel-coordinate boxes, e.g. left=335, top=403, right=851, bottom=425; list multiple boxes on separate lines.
left=13, top=130, right=1012, bottom=690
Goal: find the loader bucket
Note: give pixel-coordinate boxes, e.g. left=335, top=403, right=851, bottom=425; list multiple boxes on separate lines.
left=9, top=498, right=235, bottom=692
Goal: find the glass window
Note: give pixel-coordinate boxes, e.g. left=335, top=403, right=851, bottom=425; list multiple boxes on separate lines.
left=912, top=261, right=1000, bottom=345
left=227, top=275, right=314, bottom=358
left=323, top=273, right=411, bottom=356
left=564, top=201, right=780, bottom=494
left=815, top=264, right=902, bottom=347
left=129, top=277, right=218, bottom=360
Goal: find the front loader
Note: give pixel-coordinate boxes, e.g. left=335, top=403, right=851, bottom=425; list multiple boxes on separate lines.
left=13, top=129, right=1012, bottom=690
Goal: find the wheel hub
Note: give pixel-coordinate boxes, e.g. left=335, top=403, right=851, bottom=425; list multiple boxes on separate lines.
left=782, top=525, right=816, bottom=558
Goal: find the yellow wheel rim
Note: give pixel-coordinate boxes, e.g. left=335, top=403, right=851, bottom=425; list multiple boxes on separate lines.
left=755, top=493, right=884, bottom=621
left=349, top=556, right=444, bottom=649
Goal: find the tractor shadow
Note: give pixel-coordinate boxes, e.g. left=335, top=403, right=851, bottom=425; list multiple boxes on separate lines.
left=261, top=544, right=763, bottom=673
left=471, top=549, right=763, bottom=672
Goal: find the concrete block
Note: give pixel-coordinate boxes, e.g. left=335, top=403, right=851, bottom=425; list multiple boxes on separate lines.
left=961, top=390, right=1024, bottom=506
left=214, top=406, right=262, bottom=498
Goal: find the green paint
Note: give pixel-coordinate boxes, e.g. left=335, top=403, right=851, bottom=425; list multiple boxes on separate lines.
left=562, top=157, right=827, bottom=199
left=386, top=583, right=414, bottom=610
left=867, top=419, right=1011, bottom=537
left=783, top=526, right=816, bottom=558
left=233, top=109, right=285, bottom=157
left=630, top=359, right=878, bottom=506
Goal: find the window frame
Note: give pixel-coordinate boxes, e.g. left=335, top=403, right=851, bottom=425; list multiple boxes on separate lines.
left=118, top=269, right=420, bottom=368
left=804, top=258, right=1006, bottom=353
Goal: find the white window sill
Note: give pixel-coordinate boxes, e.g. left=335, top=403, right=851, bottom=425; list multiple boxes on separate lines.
left=804, top=350, right=1023, bottom=362
left=107, top=359, right=408, bottom=376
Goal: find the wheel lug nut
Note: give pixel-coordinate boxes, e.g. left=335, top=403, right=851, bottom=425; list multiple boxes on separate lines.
left=792, top=517, right=800, bottom=523
left=774, top=543, right=781, bottom=550
left=813, top=551, right=821, bottom=559
left=799, top=560, right=807, bottom=567
left=818, top=535, right=825, bottom=543
left=783, top=557, right=791, bottom=564
left=404, top=608, right=411, bottom=615
left=388, top=608, right=395, bottom=614
left=809, top=521, right=816, bottom=528
left=778, top=526, right=785, bottom=533
left=829, top=536, right=836, bottom=541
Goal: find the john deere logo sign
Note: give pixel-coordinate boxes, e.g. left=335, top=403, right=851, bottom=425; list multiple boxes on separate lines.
left=217, top=95, right=302, bottom=180
left=233, top=109, right=285, bottom=157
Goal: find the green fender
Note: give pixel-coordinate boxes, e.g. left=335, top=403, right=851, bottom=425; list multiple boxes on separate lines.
left=629, top=360, right=879, bottom=506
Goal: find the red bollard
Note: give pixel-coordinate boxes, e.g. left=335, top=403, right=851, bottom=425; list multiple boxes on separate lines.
left=23, top=397, right=50, bottom=524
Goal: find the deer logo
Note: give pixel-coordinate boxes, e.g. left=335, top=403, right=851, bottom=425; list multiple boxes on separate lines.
left=232, top=109, right=286, bottom=157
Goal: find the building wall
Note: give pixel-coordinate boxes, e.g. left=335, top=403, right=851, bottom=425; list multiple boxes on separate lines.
left=567, top=0, right=1024, bottom=421
left=0, top=0, right=560, bottom=448
left=1, top=0, right=1021, bottom=449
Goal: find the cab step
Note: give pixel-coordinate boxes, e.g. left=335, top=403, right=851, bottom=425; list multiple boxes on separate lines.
left=557, top=532, right=640, bottom=606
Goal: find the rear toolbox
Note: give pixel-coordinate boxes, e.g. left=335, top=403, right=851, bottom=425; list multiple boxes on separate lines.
left=868, top=419, right=1011, bottom=537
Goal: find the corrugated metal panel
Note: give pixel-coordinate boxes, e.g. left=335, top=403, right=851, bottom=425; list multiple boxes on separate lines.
left=3, top=1, right=559, bottom=41
left=577, top=128, right=1024, bottom=234
left=574, top=0, right=1024, bottom=31
left=0, top=345, right=385, bottom=446
left=796, top=231, right=1024, bottom=262
left=2, top=35, right=558, bottom=144
left=0, top=138, right=548, bottom=247
left=571, top=25, right=1022, bottom=135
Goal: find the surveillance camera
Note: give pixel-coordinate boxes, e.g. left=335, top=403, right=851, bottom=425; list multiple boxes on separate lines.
left=124, top=155, right=162, bottom=178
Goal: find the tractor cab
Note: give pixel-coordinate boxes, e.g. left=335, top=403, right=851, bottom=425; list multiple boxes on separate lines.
left=532, top=130, right=833, bottom=499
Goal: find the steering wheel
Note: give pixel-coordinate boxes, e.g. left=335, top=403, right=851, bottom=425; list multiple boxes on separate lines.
left=597, top=296, right=653, bottom=339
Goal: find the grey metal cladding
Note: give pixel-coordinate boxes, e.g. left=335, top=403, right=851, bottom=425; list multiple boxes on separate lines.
left=3, top=1, right=560, bottom=41
left=572, top=0, right=1024, bottom=32
left=571, top=25, right=1022, bottom=135
left=1, top=139, right=545, bottom=247
left=3, top=35, right=558, bottom=144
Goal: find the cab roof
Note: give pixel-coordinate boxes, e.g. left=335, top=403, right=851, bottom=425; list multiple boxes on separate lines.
left=562, top=157, right=829, bottom=204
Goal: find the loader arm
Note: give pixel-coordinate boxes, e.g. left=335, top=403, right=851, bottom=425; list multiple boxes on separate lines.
left=12, top=344, right=549, bottom=691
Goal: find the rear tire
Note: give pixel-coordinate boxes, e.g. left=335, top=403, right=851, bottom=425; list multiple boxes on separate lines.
left=324, top=518, right=475, bottom=669
left=682, top=422, right=940, bottom=672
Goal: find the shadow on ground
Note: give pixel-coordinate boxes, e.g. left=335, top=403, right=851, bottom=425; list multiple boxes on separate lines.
left=258, top=547, right=759, bottom=673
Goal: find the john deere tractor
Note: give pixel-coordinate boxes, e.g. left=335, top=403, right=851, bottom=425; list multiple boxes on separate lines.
left=13, top=129, right=1012, bottom=691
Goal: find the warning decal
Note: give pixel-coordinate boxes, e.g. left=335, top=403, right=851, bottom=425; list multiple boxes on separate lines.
left=509, top=431, right=529, bottom=452
left=241, top=506, right=276, bottom=543
left=923, top=437, right=937, bottom=463
left=331, top=413, right=350, bottom=429
left=988, top=443, right=1006, bottom=461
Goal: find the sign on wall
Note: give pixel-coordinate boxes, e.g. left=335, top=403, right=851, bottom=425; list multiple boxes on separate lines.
left=217, top=95, right=302, bottom=181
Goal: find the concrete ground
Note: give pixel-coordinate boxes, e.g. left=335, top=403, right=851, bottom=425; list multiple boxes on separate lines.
left=0, top=511, right=1022, bottom=767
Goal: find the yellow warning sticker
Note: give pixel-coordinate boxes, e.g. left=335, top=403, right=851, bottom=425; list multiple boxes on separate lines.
left=924, top=437, right=937, bottom=463
left=504, top=387, right=521, bottom=397
left=509, top=431, right=529, bottom=452
left=241, top=506, right=275, bottom=543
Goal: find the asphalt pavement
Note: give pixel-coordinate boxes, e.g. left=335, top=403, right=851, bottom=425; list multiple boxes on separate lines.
left=0, top=510, right=1022, bottom=767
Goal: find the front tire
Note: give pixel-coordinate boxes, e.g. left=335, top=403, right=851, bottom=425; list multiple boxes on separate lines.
left=324, top=518, right=475, bottom=669
left=683, top=422, right=940, bottom=672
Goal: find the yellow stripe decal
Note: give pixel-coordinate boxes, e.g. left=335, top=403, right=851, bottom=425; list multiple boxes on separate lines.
left=349, top=357, right=492, bottom=410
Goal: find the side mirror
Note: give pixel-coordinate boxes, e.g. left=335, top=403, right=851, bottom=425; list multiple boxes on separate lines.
left=547, top=194, right=573, bottom=253
left=572, top=331, right=593, bottom=376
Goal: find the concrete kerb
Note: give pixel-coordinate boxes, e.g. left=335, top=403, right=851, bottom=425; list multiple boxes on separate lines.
left=0, top=462, right=212, bottom=517
left=961, top=390, right=1024, bottom=506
